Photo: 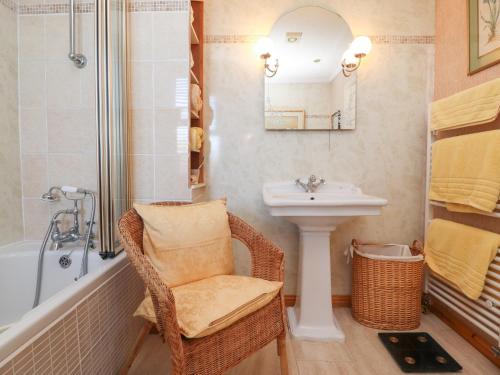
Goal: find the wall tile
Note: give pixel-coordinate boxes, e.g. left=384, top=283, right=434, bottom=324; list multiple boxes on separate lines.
left=19, top=15, right=45, bottom=61
left=155, top=154, right=190, bottom=201
left=19, top=62, right=46, bottom=109
left=47, top=108, right=96, bottom=154
left=130, top=12, right=153, bottom=61
left=44, top=14, right=67, bottom=61
left=0, top=3, right=23, bottom=246
left=20, top=109, right=48, bottom=154
left=12, top=345, right=34, bottom=374
left=80, top=62, right=96, bottom=109
left=47, top=153, right=97, bottom=192
left=154, top=108, right=188, bottom=155
left=152, top=12, right=189, bottom=60
left=18, top=8, right=98, bottom=241
left=130, top=109, right=154, bottom=154
left=23, top=198, right=51, bottom=240
left=154, top=60, right=189, bottom=109
left=128, top=7, right=191, bottom=202
left=46, top=62, right=83, bottom=109
left=21, top=154, right=48, bottom=198
left=79, top=13, right=95, bottom=60
left=131, top=154, right=154, bottom=200
left=130, top=62, right=154, bottom=109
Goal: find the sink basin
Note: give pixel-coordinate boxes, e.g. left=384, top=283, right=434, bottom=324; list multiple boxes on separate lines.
left=263, top=181, right=387, bottom=228
left=263, top=181, right=387, bottom=341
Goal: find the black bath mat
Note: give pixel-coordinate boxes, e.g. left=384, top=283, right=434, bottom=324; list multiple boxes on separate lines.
left=378, top=332, right=462, bottom=373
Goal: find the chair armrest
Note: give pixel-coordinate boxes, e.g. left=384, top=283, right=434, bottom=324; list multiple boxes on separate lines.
left=228, top=212, right=285, bottom=282
left=118, top=209, right=185, bottom=370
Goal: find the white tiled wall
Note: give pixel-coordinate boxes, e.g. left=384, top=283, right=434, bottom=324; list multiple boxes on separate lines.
left=0, top=1, right=23, bottom=246
left=129, top=2, right=192, bottom=203
left=17, top=3, right=97, bottom=240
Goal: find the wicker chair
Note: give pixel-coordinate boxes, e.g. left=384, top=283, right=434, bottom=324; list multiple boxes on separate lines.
left=118, top=202, right=289, bottom=375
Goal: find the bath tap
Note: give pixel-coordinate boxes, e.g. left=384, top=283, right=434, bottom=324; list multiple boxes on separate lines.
left=34, top=186, right=96, bottom=307
left=51, top=203, right=95, bottom=250
left=295, top=175, right=326, bottom=193
left=41, top=188, right=95, bottom=250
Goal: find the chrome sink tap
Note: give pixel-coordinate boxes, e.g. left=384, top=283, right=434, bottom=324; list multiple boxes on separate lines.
left=295, top=175, right=326, bottom=193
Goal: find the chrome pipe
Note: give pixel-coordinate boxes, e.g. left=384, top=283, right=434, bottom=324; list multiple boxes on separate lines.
left=79, top=191, right=96, bottom=278
left=33, top=209, right=74, bottom=308
left=68, top=0, right=87, bottom=68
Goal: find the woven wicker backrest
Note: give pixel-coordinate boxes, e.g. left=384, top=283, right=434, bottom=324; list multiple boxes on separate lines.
left=118, top=207, right=185, bottom=367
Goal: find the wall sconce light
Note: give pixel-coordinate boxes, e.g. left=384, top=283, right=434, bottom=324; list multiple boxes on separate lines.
left=256, top=37, right=279, bottom=78
left=341, top=36, right=372, bottom=77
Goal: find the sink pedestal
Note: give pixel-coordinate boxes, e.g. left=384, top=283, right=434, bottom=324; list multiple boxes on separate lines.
left=263, top=181, right=388, bottom=341
left=287, top=225, right=345, bottom=342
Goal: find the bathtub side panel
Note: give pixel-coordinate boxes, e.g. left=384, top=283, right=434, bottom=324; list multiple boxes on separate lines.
left=0, top=261, right=145, bottom=374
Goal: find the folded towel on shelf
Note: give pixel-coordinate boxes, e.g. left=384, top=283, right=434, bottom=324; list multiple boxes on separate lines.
left=425, top=219, right=500, bottom=300
left=191, top=83, right=203, bottom=113
left=429, top=129, right=500, bottom=212
left=431, top=78, right=500, bottom=131
left=190, top=127, right=204, bottom=152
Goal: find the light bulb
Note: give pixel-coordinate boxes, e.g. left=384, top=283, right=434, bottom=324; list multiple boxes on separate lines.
left=350, top=36, right=372, bottom=57
left=256, top=37, right=274, bottom=58
left=342, top=49, right=358, bottom=67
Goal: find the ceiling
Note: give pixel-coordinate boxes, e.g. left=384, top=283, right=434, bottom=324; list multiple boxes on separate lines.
left=267, top=7, right=353, bottom=84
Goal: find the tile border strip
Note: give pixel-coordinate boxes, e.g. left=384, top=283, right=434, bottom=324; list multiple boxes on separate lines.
left=17, top=0, right=188, bottom=15
left=204, top=34, right=435, bottom=45
left=370, top=35, right=435, bottom=44
left=18, top=2, right=94, bottom=15
left=128, top=0, right=188, bottom=12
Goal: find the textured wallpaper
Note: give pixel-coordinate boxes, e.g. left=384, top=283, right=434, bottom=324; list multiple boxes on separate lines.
left=203, top=0, right=436, bottom=294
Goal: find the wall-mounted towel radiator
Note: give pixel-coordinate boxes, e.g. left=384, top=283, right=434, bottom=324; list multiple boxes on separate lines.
left=424, top=112, right=500, bottom=362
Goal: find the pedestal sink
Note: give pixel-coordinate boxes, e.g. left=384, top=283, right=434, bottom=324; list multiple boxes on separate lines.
left=263, top=181, right=387, bottom=342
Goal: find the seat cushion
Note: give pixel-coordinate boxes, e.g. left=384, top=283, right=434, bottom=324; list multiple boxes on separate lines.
left=134, top=200, right=234, bottom=287
left=134, top=275, right=283, bottom=338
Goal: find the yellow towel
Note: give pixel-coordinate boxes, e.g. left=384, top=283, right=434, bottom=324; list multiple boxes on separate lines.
left=425, top=219, right=500, bottom=300
left=429, top=130, right=500, bottom=212
left=431, top=78, right=500, bottom=131
left=190, top=127, right=204, bottom=152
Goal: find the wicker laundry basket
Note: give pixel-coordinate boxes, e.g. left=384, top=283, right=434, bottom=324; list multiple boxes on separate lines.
left=350, top=239, right=424, bottom=330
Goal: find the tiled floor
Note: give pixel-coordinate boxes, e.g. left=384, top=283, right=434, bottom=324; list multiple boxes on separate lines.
left=129, top=308, right=499, bottom=374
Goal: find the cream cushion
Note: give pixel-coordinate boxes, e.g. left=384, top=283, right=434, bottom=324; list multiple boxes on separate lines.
left=135, top=275, right=283, bottom=338
left=134, top=200, right=233, bottom=287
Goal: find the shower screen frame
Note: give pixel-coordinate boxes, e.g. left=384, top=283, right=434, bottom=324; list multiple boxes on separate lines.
left=95, top=0, right=130, bottom=258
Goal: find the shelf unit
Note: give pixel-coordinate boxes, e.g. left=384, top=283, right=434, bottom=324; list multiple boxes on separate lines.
left=189, top=0, right=205, bottom=188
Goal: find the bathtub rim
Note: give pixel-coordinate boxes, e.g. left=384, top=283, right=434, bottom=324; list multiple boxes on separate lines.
left=0, top=251, right=128, bottom=365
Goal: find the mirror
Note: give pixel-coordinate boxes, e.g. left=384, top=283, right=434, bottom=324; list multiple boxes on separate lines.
left=264, top=7, right=356, bottom=130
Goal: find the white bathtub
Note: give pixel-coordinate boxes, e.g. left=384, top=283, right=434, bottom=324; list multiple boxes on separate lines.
left=0, top=240, right=129, bottom=362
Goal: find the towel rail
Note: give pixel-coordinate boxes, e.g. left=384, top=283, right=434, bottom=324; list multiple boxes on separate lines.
left=429, top=280, right=498, bottom=340
left=425, top=100, right=500, bottom=350
left=429, top=278, right=499, bottom=321
left=487, top=270, right=500, bottom=282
